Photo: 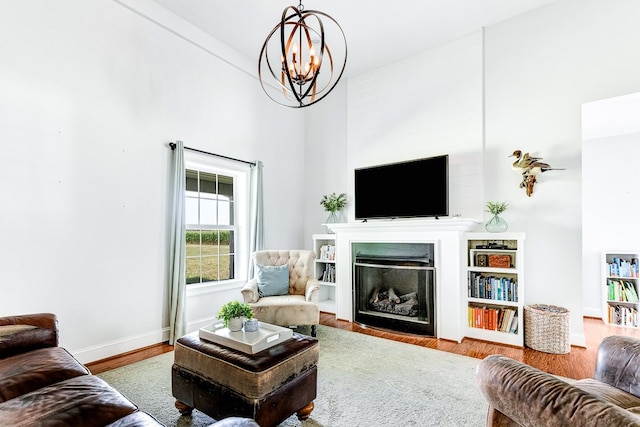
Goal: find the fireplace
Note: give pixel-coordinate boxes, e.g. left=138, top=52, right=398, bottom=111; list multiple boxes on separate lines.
left=352, top=243, right=436, bottom=336
left=328, top=219, right=479, bottom=342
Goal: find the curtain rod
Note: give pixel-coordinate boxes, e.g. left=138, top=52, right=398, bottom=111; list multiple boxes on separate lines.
left=169, top=142, right=256, bottom=166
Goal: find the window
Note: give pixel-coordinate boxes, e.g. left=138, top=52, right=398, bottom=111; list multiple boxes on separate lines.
left=185, top=169, right=237, bottom=285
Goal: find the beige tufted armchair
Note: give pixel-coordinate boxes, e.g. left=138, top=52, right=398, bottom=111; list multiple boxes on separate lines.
left=241, top=250, right=320, bottom=337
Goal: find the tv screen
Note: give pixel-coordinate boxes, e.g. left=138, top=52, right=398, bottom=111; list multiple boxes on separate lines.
left=354, top=155, right=449, bottom=220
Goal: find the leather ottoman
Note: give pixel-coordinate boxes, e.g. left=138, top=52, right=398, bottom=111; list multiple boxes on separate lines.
left=172, top=332, right=319, bottom=427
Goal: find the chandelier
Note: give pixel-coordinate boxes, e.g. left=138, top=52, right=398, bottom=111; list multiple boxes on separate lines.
left=258, top=1, right=347, bottom=108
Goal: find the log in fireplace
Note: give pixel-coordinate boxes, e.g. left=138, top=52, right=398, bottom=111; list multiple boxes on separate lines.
left=353, top=243, right=435, bottom=336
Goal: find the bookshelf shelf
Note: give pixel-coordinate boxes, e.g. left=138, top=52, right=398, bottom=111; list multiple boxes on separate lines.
left=465, top=232, right=525, bottom=347
left=313, top=234, right=337, bottom=314
left=602, top=252, right=640, bottom=328
left=467, top=297, right=519, bottom=308
left=318, top=281, right=336, bottom=287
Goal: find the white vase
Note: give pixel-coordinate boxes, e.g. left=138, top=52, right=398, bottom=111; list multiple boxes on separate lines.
left=228, top=317, right=243, bottom=332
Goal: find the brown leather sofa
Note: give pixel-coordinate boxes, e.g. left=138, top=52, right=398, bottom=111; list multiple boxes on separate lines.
left=0, top=313, right=163, bottom=426
left=476, top=335, right=640, bottom=426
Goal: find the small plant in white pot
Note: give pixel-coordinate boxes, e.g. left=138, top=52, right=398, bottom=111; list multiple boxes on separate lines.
left=217, top=301, right=255, bottom=332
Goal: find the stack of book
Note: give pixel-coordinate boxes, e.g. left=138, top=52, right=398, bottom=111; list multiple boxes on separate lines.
left=468, top=272, right=518, bottom=302
left=468, top=305, right=519, bottom=333
left=319, top=245, right=335, bottom=261
left=607, top=279, right=639, bottom=302
left=608, top=305, right=638, bottom=327
left=607, top=257, right=639, bottom=278
left=321, top=264, right=335, bottom=283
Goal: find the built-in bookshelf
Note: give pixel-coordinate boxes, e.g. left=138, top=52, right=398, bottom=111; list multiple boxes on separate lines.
left=313, top=234, right=337, bottom=314
left=465, top=232, right=525, bottom=347
left=602, top=252, right=640, bottom=328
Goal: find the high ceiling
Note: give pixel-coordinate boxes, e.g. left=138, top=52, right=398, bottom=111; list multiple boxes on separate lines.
left=152, top=0, right=559, bottom=77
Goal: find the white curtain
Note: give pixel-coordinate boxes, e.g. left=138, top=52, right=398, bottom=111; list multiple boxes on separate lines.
left=168, top=140, right=186, bottom=345
left=248, top=160, right=264, bottom=279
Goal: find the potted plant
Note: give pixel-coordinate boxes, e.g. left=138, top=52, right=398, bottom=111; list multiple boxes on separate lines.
left=217, top=300, right=254, bottom=332
left=320, top=192, right=347, bottom=233
left=485, top=201, right=509, bottom=233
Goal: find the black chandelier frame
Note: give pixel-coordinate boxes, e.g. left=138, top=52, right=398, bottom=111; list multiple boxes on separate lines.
left=258, top=3, right=347, bottom=108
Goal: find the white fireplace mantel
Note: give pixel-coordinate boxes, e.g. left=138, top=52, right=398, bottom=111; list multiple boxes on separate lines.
left=327, top=218, right=481, bottom=342
left=327, top=218, right=480, bottom=234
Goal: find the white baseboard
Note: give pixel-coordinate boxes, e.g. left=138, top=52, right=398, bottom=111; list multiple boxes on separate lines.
left=570, top=332, right=587, bottom=348
left=70, top=327, right=170, bottom=365
left=582, top=306, right=602, bottom=318
left=70, top=317, right=218, bottom=365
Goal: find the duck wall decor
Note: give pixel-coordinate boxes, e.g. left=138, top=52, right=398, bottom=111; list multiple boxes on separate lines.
left=509, top=150, right=564, bottom=197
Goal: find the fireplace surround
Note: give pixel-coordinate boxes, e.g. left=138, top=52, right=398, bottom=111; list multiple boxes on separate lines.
left=327, top=219, right=479, bottom=342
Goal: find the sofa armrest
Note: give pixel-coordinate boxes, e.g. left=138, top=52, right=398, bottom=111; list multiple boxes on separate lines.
left=476, top=355, right=640, bottom=427
left=241, top=279, right=260, bottom=303
left=0, top=313, right=59, bottom=359
left=595, top=335, right=640, bottom=398
left=305, top=278, right=320, bottom=304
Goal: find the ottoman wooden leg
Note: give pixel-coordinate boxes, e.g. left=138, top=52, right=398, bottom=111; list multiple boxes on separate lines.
left=175, top=400, right=193, bottom=415
left=296, top=401, right=314, bottom=420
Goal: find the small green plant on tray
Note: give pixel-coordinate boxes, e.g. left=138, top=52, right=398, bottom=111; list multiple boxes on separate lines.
left=217, top=300, right=254, bottom=327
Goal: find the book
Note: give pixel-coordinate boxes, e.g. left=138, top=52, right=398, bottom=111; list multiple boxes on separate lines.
left=625, top=281, right=639, bottom=302
left=321, top=264, right=336, bottom=283
left=509, top=312, right=519, bottom=333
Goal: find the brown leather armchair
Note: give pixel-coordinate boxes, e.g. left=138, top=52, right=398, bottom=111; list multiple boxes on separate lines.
left=476, top=335, right=640, bottom=426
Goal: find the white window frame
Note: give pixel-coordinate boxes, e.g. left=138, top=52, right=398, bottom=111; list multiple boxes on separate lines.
left=184, top=150, right=250, bottom=292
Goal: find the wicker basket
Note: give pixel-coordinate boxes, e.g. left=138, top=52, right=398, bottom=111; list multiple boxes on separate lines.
left=524, top=304, right=570, bottom=354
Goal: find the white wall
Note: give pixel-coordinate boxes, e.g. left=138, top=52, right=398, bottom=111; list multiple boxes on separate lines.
left=347, top=31, right=485, bottom=222
left=483, top=0, right=640, bottom=345
left=303, top=81, right=349, bottom=241
left=0, top=0, right=306, bottom=363
left=582, top=92, right=640, bottom=317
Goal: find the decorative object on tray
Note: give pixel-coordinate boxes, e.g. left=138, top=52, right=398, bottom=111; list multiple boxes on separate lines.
left=217, top=300, right=255, bottom=332
left=199, top=320, right=293, bottom=354
left=485, top=201, right=509, bottom=233
left=320, top=192, right=346, bottom=234
left=244, top=318, right=259, bottom=332
left=509, top=150, right=565, bottom=197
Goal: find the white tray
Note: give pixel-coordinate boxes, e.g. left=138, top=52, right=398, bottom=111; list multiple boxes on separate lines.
left=198, top=319, right=293, bottom=354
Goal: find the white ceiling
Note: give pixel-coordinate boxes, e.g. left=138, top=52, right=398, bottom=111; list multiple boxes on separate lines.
left=152, top=0, right=559, bottom=77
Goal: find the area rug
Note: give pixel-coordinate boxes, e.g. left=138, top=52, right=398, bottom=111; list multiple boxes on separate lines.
left=98, top=326, right=488, bottom=426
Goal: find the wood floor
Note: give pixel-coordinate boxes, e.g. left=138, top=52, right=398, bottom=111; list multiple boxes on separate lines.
left=87, top=314, right=640, bottom=379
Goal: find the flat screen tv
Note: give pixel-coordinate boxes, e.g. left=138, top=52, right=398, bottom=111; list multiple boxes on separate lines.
left=354, top=155, right=448, bottom=220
